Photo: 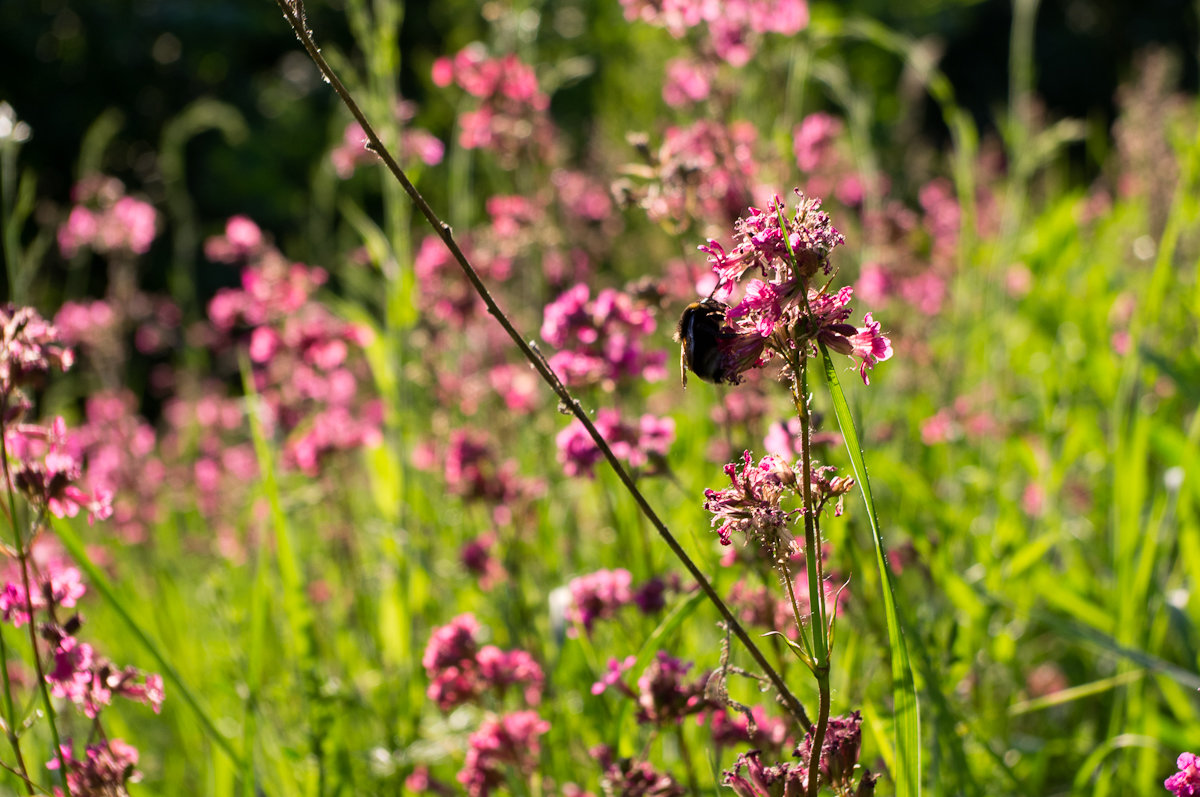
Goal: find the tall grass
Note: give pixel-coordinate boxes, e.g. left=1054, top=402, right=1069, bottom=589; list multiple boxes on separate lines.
left=0, top=0, right=1196, bottom=795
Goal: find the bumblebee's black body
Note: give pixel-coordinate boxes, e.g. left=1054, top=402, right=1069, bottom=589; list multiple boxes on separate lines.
left=674, top=298, right=731, bottom=387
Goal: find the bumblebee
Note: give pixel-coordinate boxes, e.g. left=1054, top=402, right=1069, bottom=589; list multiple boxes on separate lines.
left=674, top=298, right=732, bottom=387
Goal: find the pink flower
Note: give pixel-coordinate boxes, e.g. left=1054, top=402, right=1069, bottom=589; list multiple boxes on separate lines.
left=48, top=738, right=141, bottom=793
left=6, top=418, right=113, bottom=524
left=108, top=196, right=157, bottom=254
left=0, top=305, right=74, bottom=397
left=58, top=181, right=158, bottom=258
left=1167, top=753, right=1200, bottom=797
left=458, top=711, right=549, bottom=797
left=846, top=312, right=893, bottom=385
left=556, top=409, right=675, bottom=478
left=566, top=569, right=633, bottom=634
left=793, top=113, right=843, bottom=172
left=542, top=284, right=667, bottom=389
left=703, top=450, right=798, bottom=554
left=663, top=59, right=712, bottom=107
left=57, top=206, right=98, bottom=258
left=635, top=652, right=712, bottom=725
left=591, top=655, right=636, bottom=695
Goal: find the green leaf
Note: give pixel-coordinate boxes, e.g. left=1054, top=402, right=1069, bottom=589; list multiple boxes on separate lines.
left=819, top=343, right=921, bottom=796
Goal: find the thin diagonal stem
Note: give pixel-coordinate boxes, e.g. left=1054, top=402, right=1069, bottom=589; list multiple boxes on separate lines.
left=272, top=0, right=810, bottom=730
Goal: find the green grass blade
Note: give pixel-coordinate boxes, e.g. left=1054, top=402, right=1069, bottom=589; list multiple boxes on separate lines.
left=819, top=343, right=921, bottom=796
left=51, top=516, right=244, bottom=769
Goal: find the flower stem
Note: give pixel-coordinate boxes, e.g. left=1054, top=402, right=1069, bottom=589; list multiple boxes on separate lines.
left=272, top=0, right=812, bottom=732
left=0, top=403, right=59, bottom=795
left=15, top=512, right=70, bottom=797
left=789, top=354, right=831, bottom=797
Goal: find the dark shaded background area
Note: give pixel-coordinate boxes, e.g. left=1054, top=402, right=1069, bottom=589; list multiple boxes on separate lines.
left=0, top=0, right=1196, bottom=265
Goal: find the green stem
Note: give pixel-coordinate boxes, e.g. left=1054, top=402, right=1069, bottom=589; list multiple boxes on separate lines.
left=0, top=398, right=32, bottom=791
left=790, top=355, right=831, bottom=797
left=0, top=417, right=67, bottom=795
left=272, top=0, right=812, bottom=732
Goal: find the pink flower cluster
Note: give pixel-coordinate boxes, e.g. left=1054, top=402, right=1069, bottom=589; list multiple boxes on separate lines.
left=620, top=0, right=808, bottom=66
left=1167, top=752, right=1200, bottom=796
left=700, top=192, right=893, bottom=385
left=48, top=738, right=142, bottom=796
left=541, top=283, right=668, bottom=389
left=330, top=102, right=444, bottom=178
left=853, top=178, right=967, bottom=323
left=556, top=408, right=675, bottom=478
left=636, top=652, right=713, bottom=724
left=723, top=711, right=872, bottom=796
left=57, top=175, right=157, bottom=258
left=432, top=47, right=555, bottom=165
left=422, top=614, right=544, bottom=711
left=663, top=58, right=714, bottom=107
left=5, top=418, right=113, bottom=524
left=70, top=390, right=165, bottom=543
left=159, top=387, right=258, bottom=546
left=0, top=305, right=74, bottom=401
left=203, top=214, right=265, bottom=263
left=568, top=568, right=625, bottom=634
left=458, top=710, right=550, bottom=797
left=791, top=113, right=876, bottom=208
left=594, top=745, right=686, bottom=796
left=626, top=119, right=760, bottom=230
left=45, top=632, right=165, bottom=719
left=414, top=234, right=512, bottom=326
left=566, top=569, right=673, bottom=637
left=0, top=545, right=162, bottom=788
left=591, top=650, right=713, bottom=726
left=206, top=216, right=383, bottom=476
left=0, top=552, right=85, bottom=627
left=417, top=428, right=543, bottom=526
left=703, top=450, right=798, bottom=555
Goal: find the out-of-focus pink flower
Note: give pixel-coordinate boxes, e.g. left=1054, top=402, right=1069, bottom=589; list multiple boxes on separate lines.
left=458, top=711, right=549, bottom=797
left=793, top=112, right=842, bottom=172
left=1, top=305, right=74, bottom=398
left=48, top=738, right=142, bottom=794
left=566, top=569, right=632, bottom=635
left=6, top=418, right=112, bottom=524
left=58, top=180, right=158, bottom=258
left=422, top=614, right=543, bottom=711
left=556, top=409, right=675, bottom=478
left=542, top=283, right=667, bottom=389
left=663, top=58, right=712, bottom=107
left=635, top=652, right=712, bottom=725
left=433, top=47, right=555, bottom=165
